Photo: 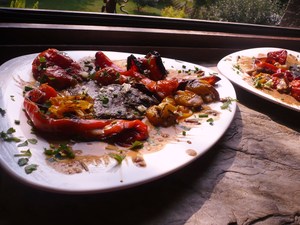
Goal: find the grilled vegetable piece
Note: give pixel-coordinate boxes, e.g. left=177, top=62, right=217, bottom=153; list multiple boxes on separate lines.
left=266, top=49, right=287, bottom=65
left=290, top=79, right=300, bottom=101
left=145, top=95, right=193, bottom=127
left=127, top=51, right=168, bottom=81
left=180, top=79, right=220, bottom=103
left=32, top=48, right=84, bottom=90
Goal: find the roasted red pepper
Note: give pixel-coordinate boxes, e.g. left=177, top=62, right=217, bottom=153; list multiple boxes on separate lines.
left=266, top=50, right=287, bottom=65
left=94, top=51, right=179, bottom=99
left=255, top=58, right=284, bottom=74
left=24, top=84, right=149, bottom=145
left=290, top=80, right=300, bottom=101
left=32, top=48, right=83, bottom=90
left=127, top=51, right=168, bottom=81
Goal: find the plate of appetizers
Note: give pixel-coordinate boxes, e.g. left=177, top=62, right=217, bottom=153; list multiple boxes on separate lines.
left=217, top=47, right=300, bottom=112
left=0, top=49, right=236, bottom=193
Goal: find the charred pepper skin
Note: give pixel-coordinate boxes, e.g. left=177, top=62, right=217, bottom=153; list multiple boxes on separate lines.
left=126, top=51, right=168, bottom=81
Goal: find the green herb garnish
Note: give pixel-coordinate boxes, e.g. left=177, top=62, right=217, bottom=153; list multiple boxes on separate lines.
left=17, top=158, right=29, bottom=166
left=220, top=97, right=238, bottom=111
left=99, top=95, right=109, bottom=104
left=14, top=149, right=32, bottom=157
left=24, top=164, right=38, bottom=174
left=28, top=138, right=38, bottom=144
left=109, top=153, right=126, bottom=164
left=0, top=127, right=21, bottom=142
left=24, top=86, right=34, bottom=92
left=130, top=141, right=144, bottom=150
left=17, top=140, right=28, bottom=147
left=44, top=143, right=75, bottom=159
left=206, top=118, right=214, bottom=125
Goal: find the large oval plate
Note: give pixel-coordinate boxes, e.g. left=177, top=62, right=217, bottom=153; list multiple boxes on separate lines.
left=217, top=47, right=300, bottom=112
left=0, top=51, right=236, bottom=194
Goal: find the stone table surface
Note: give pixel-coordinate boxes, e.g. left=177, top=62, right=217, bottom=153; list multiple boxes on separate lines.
left=0, top=75, right=299, bottom=225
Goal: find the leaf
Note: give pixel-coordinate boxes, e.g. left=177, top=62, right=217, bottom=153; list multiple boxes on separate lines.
left=24, top=164, right=38, bottom=174
left=206, top=118, right=214, bottom=125
left=109, top=153, right=126, bottom=164
left=14, top=149, right=32, bottom=157
left=17, top=158, right=29, bottom=166
left=17, top=140, right=28, bottom=147
left=27, top=138, right=38, bottom=144
left=130, top=141, right=144, bottom=150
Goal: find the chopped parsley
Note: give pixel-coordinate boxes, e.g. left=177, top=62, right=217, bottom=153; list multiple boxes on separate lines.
left=16, top=139, right=37, bottom=147
left=24, top=86, right=34, bottom=92
left=109, top=153, right=126, bottom=164
left=100, top=96, right=109, bottom=104
left=44, top=143, right=75, bottom=159
left=17, top=158, right=29, bottom=166
left=14, top=149, right=32, bottom=157
left=24, top=164, right=38, bottom=174
left=198, top=113, right=209, bottom=118
left=206, top=118, right=214, bottom=125
left=220, top=97, right=238, bottom=111
left=0, top=127, right=21, bottom=142
left=28, top=138, right=38, bottom=144
left=130, top=141, right=144, bottom=150
left=17, top=140, right=29, bottom=147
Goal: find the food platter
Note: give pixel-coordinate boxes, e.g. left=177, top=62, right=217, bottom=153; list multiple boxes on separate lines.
left=217, top=47, right=300, bottom=112
left=0, top=51, right=236, bottom=194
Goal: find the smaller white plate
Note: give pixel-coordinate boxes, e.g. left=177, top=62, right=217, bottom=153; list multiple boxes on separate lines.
left=217, top=47, right=300, bottom=112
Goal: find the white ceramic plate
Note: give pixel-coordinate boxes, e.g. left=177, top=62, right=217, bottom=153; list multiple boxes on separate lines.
left=0, top=51, right=236, bottom=194
left=217, top=47, right=300, bottom=112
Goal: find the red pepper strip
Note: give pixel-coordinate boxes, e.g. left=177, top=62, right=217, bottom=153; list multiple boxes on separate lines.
left=32, top=48, right=83, bottom=90
left=95, top=51, right=125, bottom=72
left=23, top=86, right=149, bottom=145
left=139, top=78, right=179, bottom=99
left=255, top=59, right=285, bottom=74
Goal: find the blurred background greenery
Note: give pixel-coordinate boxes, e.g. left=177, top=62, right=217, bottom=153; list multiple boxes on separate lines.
left=0, top=0, right=289, bottom=25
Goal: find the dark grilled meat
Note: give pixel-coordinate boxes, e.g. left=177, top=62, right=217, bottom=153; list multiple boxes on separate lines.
left=68, top=81, right=158, bottom=120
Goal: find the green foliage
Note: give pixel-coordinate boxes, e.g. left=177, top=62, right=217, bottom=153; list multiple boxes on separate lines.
left=197, top=0, right=285, bottom=25
left=32, top=1, right=38, bottom=9
left=10, top=0, right=39, bottom=9
left=3, top=0, right=287, bottom=26
left=161, top=6, right=186, bottom=18
left=10, top=0, right=25, bottom=8
left=133, top=0, right=158, bottom=12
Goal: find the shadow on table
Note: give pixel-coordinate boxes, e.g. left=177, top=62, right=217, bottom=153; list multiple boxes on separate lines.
left=233, top=84, right=300, bottom=132
left=0, top=109, right=242, bottom=225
